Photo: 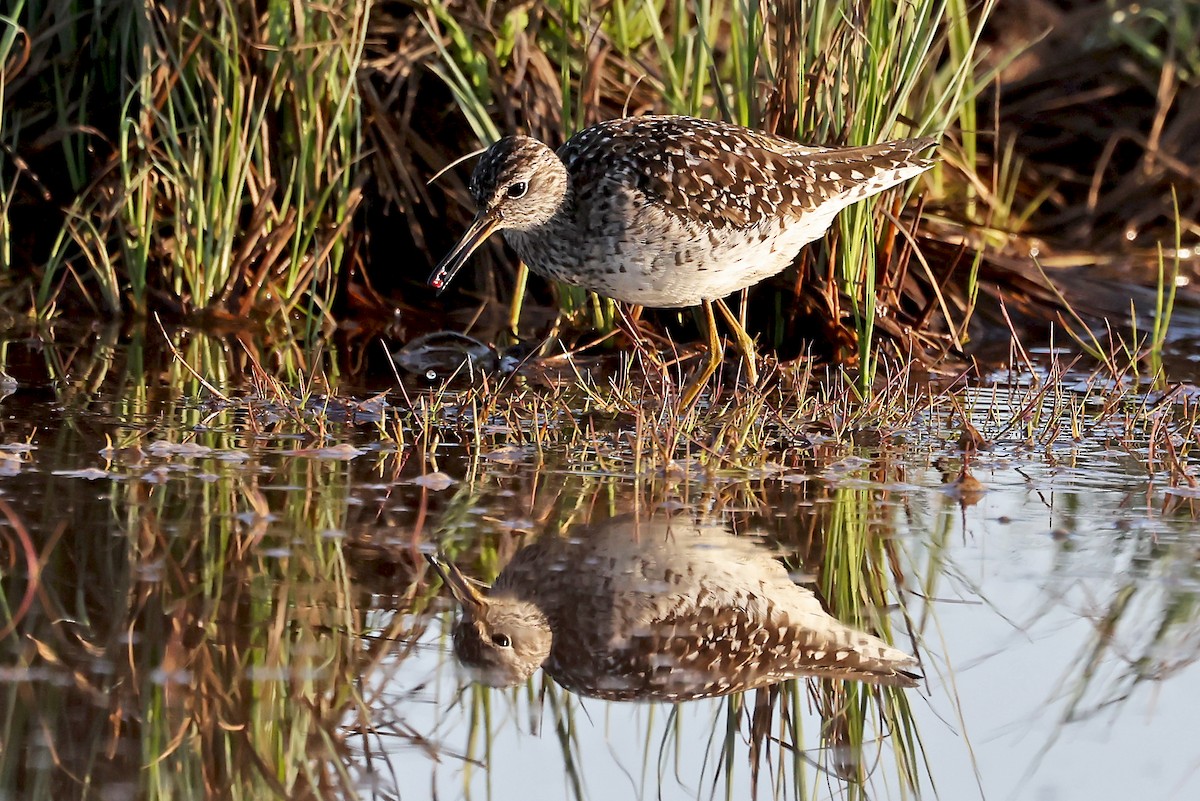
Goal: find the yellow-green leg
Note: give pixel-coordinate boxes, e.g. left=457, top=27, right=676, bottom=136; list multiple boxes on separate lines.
left=681, top=299, right=724, bottom=407
left=714, top=298, right=759, bottom=386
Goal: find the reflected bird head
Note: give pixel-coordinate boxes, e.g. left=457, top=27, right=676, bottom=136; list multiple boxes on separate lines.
left=426, top=554, right=552, bottom=687
left=427, top=136, right=569, bottom=292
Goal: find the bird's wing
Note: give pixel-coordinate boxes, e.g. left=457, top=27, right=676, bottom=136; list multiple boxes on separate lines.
left=559, top=116, right=932, bottom=230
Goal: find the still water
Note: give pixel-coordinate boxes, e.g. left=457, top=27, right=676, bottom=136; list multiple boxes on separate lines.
left=0, top=326, right=1198, bottom=800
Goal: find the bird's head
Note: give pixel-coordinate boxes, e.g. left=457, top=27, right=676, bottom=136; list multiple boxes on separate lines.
left=426, top=555, right=552, bottom=687
left=428, top=136, right=568, bottom=292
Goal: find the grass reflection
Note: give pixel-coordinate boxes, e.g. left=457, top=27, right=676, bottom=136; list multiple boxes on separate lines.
left=0, top=472, right=373, bottom=799
left=0, top=336, right=400, bottom=799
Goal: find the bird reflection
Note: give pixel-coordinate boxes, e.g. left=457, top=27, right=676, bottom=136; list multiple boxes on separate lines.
left=428, top=516, right=919, bottom=701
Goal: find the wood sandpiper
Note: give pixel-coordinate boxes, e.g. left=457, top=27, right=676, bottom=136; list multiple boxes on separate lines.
left=427, top=516, right=919, bottom=699
left=429, top=115, right=936, bottom=403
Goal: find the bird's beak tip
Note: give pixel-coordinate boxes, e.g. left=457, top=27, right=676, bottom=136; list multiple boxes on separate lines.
left=426, top=210, right=499, bottom=294
left=427, top=554, right=487, bottom=611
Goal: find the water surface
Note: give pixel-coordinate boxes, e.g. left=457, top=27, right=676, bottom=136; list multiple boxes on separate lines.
left=0, top=325, right=1197, bottom=800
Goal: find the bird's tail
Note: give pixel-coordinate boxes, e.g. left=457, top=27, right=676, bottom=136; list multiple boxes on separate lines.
left=791, top=615, right=922, bottom=687
left=799, top=136, right=937, bottom=209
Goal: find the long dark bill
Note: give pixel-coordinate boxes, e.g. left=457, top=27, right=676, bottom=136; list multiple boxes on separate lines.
left=424, top=554, right=486, bottom=616
left=427, top=210, right=501, bottom=293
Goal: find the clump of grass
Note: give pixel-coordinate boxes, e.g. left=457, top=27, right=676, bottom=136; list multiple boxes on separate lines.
left=5, top=1, right=366, bottom=327
left=4, top=0, right=1195, bottom=387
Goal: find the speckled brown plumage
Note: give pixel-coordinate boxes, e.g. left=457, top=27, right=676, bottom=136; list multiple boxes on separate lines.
left=430, top=115, right=936, bottom=309
left=429, top=516, right=920, bottom=701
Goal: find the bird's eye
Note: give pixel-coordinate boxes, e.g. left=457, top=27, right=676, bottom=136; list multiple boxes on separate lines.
left=506, top=181, right=528, bottom=199
left=493, top=633, right=512, bottom=648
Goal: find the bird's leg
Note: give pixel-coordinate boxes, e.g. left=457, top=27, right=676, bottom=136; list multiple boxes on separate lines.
left=714, top=298, right=759, bottom=387
left=681, top=299, right=724, bottom=407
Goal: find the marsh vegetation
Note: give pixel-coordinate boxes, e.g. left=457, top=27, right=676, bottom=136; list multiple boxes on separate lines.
left=2, top=1, right=1200, bottom=799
